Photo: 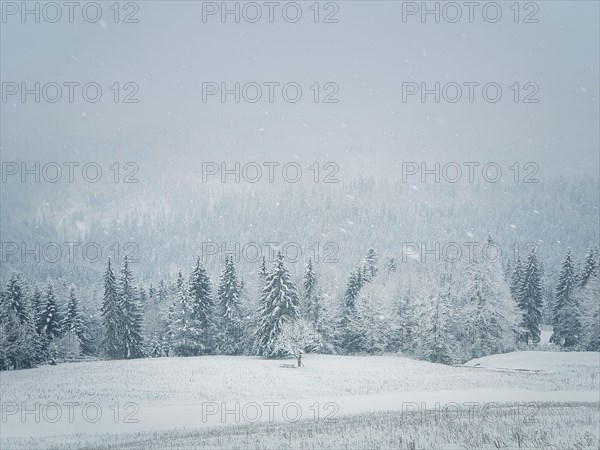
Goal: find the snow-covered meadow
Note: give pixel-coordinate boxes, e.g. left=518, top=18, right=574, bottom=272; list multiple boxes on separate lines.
left=2, top=351, right=598, bottom=448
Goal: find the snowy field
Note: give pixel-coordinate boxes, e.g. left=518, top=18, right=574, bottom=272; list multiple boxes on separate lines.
left=1, top=351, right=598, bottom=449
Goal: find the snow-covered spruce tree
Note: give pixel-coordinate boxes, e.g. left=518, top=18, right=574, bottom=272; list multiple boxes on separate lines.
left=118, top=256, right=144, bottom=359
left=259, top=256, right=269, bottom=279
left=31, top=286, right=45, bottom=335
left=363, top=248, right=379, bottom=282
left=517, top=251, right=544, bottom=345
left=385, top=257, right=397, bottom=275
left=0, top=301, right=18, bottom=370
left=158, top=280, right=168, bottom=304
left=142, top=280, right=170, bottom=352
left=0, top=300, right=38, bottom=370
left=384, top=256, right=397, bottom=285
left=550, top=250, right=581, bottom=348
left=188, top=257, right=215, bottom=354
left=169, top=283, right=206, bottom=356
left=414, top=268, right=465, bottom=365
left=392, top=279, right=419, bottom=354
left=41, top=283, right=62, bottom=340
left=339, top=267, right=365, bottom=353
left=138, top=286, right=148, bottom=307
left=253, top=251, right=300, bottom=357
left=176, top=271, right=185, bottom=291
left=577, top=274, right=599, bottom=351
left=61, top=287, right=87, bottom=352
left=348, top=284, right=393, bottom=354
left=461, top=250, right=518, bottom=359
left=510, top=258, right=523, bottom=303
left=216, top=256, right=244, bottom=355
left=0, top=277, right=39, bottom=370
left=163, top=276, right=188, bottom=356
left=580, top=245, right=599, bottom=288
left=101, top=258, right=123, bottom=359
left=4, top=273, right=28, bottom=325
left=302, top=258, right=321, bottom=329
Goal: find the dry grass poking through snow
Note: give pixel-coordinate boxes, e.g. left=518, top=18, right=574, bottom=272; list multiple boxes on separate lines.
left=3, top=402, right=598, bottom=449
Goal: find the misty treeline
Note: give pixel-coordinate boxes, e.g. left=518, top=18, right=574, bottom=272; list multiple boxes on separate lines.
left=1, top=241, right=598, bottom=371
left=2, top=174, right=598, bottom=286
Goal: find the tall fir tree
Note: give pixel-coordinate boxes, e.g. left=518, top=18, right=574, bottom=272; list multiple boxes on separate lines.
left=176, top=271, right=185, bottom=291
left=61, top=287, right=87, bottom=351
left=101, top=258, right=123, bottom=359
left=259, top=256, right=269, bottom=279
left=392, top=281, right=418, bottom=353
left=577, top=274, right=599, bottom=351
left=4, top=273, right=28, bottom=324
left=550, top=250, right=581, bottom=347
left=254, top=251, right=300, bottom=356
left=509, top=257, right=523, bottom=303
left=31, top=286, right=44, bottom=335
left=41, top=283, right=62, bottom=340
left=339, top=267, right=365, bottom=353
left=216, top=256, right=244, bottom=355
left=415, top=275, right=460, bottom=365
left=188, top=257, right=214, bottom=354
left=462, top=249, right=518, bottom=359
left=303, top=258, right=321, bottom=328
left=169, top=283, right=205, bottom=356
left=118, top=257, right=144, bottom=359
left=364, top=248, right=379, bottom=281
left=517, top=251, right=543, bottom=344
left=580, top=245, right=599, bottom=288
left=0, top=276, right=39, bottom=369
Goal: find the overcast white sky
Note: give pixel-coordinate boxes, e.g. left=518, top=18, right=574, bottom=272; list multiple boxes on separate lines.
left=1, top=1, right=598, bottom=178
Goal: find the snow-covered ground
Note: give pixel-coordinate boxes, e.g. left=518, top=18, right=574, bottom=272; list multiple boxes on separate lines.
left=464, top=351, right=600, bottom=371
left=1, top=352, right=598, bottom=448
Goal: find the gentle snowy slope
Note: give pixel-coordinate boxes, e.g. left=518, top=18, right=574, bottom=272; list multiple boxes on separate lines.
left=1, top=352, right=598, bottom=442
left=464, top=351, right=600, bottom=371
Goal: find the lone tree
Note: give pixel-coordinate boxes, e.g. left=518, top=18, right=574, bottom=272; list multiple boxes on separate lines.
left=254, top=251, right=300, bottom=357
left=274, top=318, right=322, bottom=367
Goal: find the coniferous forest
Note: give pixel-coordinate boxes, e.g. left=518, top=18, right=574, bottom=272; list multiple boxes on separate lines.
left=2, top=175, right=598, bottom=370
